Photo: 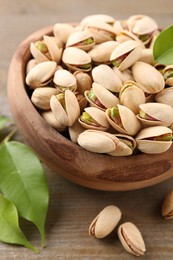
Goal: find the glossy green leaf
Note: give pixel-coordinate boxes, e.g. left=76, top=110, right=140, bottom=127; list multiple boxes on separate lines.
left=0, top=115, right=11, bottom=130
left=153, top=25, right=173, bottom=65
left=0, top=141, right=49, bottom=247
left=0, top=194, right=38, bottom=252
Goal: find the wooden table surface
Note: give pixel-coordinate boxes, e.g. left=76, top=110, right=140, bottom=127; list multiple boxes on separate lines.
left=1, top=0, right=173, bottom=259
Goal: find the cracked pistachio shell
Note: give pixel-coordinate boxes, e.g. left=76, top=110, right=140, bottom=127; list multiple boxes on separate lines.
left=139, top=48, right=155, bottom=65
left=41, top=110, right=66, bottom=132
left=137, top=103, right=173, bottom=127
left=74, top=71, right=92, bottom=94
left=62, top=47, right=92, bottom=72
left=163, top=65, right=173, bottom=87
left=120, top=80, right=146, bottom=114
left=26, top=61, right=57, bottom=89
left=66, top=30, right=95, bottom=51
left=31, top=87, right=59, bottom=110
left=108, top=134, right=136, bottom=156
left=116, top=30, right=143, bottom=45
left=68, top=120, right=85, bottom=143
left=132, top=61, right=165, bottom=94
left=132, top=15, right=158, bottom=35
left=53, top=23, right=74, bottom=44
left=155, top=87, right=173, bottom=108
left=78, top=106, right=110, bottom=131
left=26, top=59, right=37, bottom=74
left=88, top=41, right=120, bottom=64
left=89, top=205, right=122, bottom=238
left=43, top=35, right=62, bottom=63
left=110, top=40, right=142, bottom=71
left=136, top=126, right=172, bottom=154
left=162, top=189, right=173, bottom=219
left=85, top=82, right=119, bottom=111
left=118, top=222, right=146, bottom=256
left=106, top=104, right=141, bottom=136
left=30, top=41, right=50, bottom=63
left=80, top=14, right=115, bottom=26
left=77, top=130, right=119, bottom=153
left=92, top=64, right=122, bottom=92
left=53, top=69, right=77, bottom=92
left=50, top=90, right=80, bottom=127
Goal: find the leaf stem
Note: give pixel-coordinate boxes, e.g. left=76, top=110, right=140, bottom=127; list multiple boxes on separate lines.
left=1, top=127, right=18, bottom=143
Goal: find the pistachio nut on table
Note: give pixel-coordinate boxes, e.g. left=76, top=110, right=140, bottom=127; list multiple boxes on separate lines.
left=25, top=14, right=173, bottom=156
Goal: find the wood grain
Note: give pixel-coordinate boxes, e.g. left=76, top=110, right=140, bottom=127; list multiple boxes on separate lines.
left=1, top=0, right=173, bottom=258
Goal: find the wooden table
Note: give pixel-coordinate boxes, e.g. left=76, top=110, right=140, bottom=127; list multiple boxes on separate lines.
left=1, top=0, right=173, bottom=259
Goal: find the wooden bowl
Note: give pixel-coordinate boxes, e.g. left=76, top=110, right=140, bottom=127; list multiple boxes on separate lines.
left=7, top=26, right=173, bottom=191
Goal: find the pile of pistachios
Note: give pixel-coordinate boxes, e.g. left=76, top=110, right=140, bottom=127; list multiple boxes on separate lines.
left=25, top=14, right=173, bottom=156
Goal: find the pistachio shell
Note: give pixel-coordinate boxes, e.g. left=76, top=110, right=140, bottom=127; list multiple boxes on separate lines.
left=116, top=30, right=143, bottom=45
left=132, top=16, right=158, bottom=35
left=53, top=23, right=74, bottom=44
left=78, top=106, right=110, bottom=131
left=77, top=130, right=118, bottom=153
left=74, top=71, right=92, bottom=94
left=62, top=47, right=92, bottom=72
left=85, top=82, right=119, bottom=111
left=68, top=120, right=85, bottom=143
left=127, top=15, right=145, bottom=32
left=31, top=87, right=59, bottom=110
left=136, top=126, right=172, bottom=154
left=66, top=30, right=95, bottom=51
left=89, top=205, right=122, bottom=238
left=26, top=59, right=37, bottom=74
left=106, top=104, right=141, bottom=136
left=26, top=61, right=57, bottom=89
left=80, top=14, right=115, bottom=26
left=118, top=222, right=146, bottom=256
left=53, top=69, right=77, bottom=92
left=137, top=103, right=173, bottom=126
left=120, top=81, right=146, bottom=114
left=155, top=87, right=173, bottom=108
left=88, top=41, right=120, bottom=64
left=139, top=48, right=155, bottom=65
left=43, top=35, right=62, bottom=63
left=92, top=64, right=122, bottom=92
left=110, top=40, right=142, bottom=71
left=132, top=61, right=165, bottom=94
left=163, top=65, right=173, bottom=87
left=108, top=134, right=136, bottom=156
left=41, top=110, right=66, bottom=131
left=162, top=189, right=173, bottom=219
left=30, top=42, right=49, bottom=63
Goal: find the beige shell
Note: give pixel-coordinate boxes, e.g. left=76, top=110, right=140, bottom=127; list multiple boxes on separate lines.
left=92, top=64, right=122, bottom=92
left=132, top=61, right=165, bottom=94
left=108, top=134, right=136, bottom=156
left=137, top=102, right=173, bottom=127
left=155, top=87, right=173, bottom=108
left=30, top=42, right=50, bottom=63
left=120, top=81, right=146, bottom=114
left=26, top=61, right=57, bottom=89
left=127, top=15, right=146, bottom=32
left=26, top=59, right=37, bottom=75
left=88, top=41, right=120, bottom=64
left=136, top=126, right=172, bottom=154
left=31, top=87, right=59, bottom=110
left=53, top=69, right=77, bottom=92
left=85, top=82, right=120, bottom=111
left=132, top=16, right=158, bottom=35
left=77, top=130, right=118, bottom=153
left=116, top=30, right=143, bottom=45
left=41, top=110, right=66, bottom=132
left=50, top=90, right=80, bottom=127
left=106, top=104, right=141, bottom=136
left=139, top=48, right=155, bottom=65
left=43, top=35, right=62, bottom=63
left=80, top=14, right=115, bottom=26
left=78, top=106, right=110, bottom=131
left=110, top=40, right=142, bottom=71
left=66, top=30, right=95, bottom=51
left=74, top=71, right=92, bottom=94
left=68, top=120, right=85, bottom=143
left=163, top=65, right=173, bottom=87
left=53, top=23, right=74, bottom=44
left=62, top=47, right=92, bottom=72
left=89, top=205, right=122, bottom=238
left=162, top=189, right=173, bottom=219
left=118, top=222, right=146, bottom=256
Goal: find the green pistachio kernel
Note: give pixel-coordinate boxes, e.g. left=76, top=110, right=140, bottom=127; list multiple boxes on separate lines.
left=139, top=109, right=146, bottom=118
left=155, top=133, right=172, bottom=141
left=88, top=89, right=96, bottom=102
left=112, top=59, right=121, bottom=67
left=110, top=106, right=119, bottom=120
left=164, top=70, right=173, bottom=80
left=56, top=93, right=66, bottom=109
left=84, top=37, right=94, bottom=45
left=139, top=34, right=150, bottom=42
left=79, top=63, right=91, bottom=70
left=35, top=41, right=48, bottom=54
left=80, top=112, right=96, bottom=124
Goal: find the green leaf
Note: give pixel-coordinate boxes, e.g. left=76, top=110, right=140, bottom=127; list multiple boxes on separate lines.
left=153, top=25, right=173, bottom=65
left=0, top=115, right=11, bottom=130
left=0, top=141, right=49, bottom=247
left=0, top=194, right=38, bottom=253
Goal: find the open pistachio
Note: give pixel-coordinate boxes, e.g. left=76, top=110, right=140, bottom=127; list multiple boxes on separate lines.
left=110, top=40, right=142, bottom=71
left=118, top=222, right=146, bottom=256
left=89, top=205, right=122, bottom=238
left=53, top=69, right=77, bottom=92
left=80, top=14, right=115, bottom=26
left=62, top=47, right=92, bottom=72
left=132, top=61, right=165, bottom=94
left=137, top=103, right=173, bottom=127
left=26, top=61, right=57, bottom=89
left=77, top=130, right=119, bottom=153
left=92, top=64, right=122, bottom=92
left=43, top=35, right=62, bottom=63
left=66, top=30, right=95, bottom=51
left=136, top=126, right=172, bottom=154
left=108, top=134, right=136, bottom=156
left=162, top=189, right=173, bottom=219
left=50, top=90, right=80, bottom=127
left=106, top=104, right=141, bottom=136
left=74, top=71, right=92, bottom=94
left=78, top=107, right=110, bottom=131
left=163, top=65, right=173, bottom=87
left=85, top=82, right=119, bottom=111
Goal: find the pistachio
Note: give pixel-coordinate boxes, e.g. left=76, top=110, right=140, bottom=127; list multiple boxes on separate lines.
left=118, top=222, right=146, bottom=256
left=41, top=110, right=66, bottom=132
left=163, top=65, right=173, bottom=87
left=53, top=23, right=74, bottom=44
left=108, top=134, right=136, bottom=156
left=66, top=30, right=95, bottom=51
left=53, top=69, right=77, bottom=92
left=74, top=71, right=92, bottom=94
left=162, top=189, right=173, bottom=219
left=80, top=14, right=115, bottom=26
left=155, top=87, right=173, bottom=108
left=89, top=205, right=122, bottom=238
